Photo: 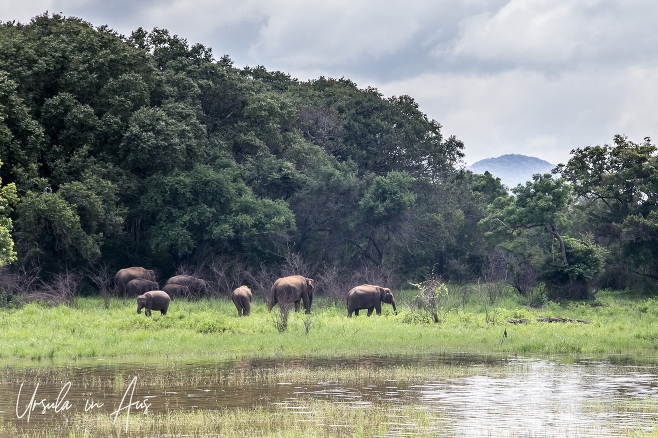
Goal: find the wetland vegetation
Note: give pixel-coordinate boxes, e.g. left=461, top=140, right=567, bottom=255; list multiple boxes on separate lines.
left=2, top=344, right=658, bottom=437
left=1, top=287, right=657, bottom=362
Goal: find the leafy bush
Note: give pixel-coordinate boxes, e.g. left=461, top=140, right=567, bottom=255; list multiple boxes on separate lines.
left=409, top=277, right=451, bottom=323
left=539, top=236, right=605, bottom=299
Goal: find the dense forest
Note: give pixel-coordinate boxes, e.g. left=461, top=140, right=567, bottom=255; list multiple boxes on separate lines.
left=0, top=14, right=656, bottom=302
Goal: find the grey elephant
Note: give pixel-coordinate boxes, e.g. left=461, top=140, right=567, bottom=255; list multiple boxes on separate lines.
left=268, top=275, right=314, bottom=314
left=115, top=267, right=157, bottom=297
left=165, top=275, right=209, bottom=298
left=231, top=285, right=252, bottom=316
left=137, top=290, right=170, bottom=317
left=347, top=285, right=397, bottom=317
left=162, top=283, right=190, bottom=299
left=126, top=278, right=159, bottom=296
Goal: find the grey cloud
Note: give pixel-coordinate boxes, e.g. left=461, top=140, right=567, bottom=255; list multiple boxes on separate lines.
left=449, top=0, right=658, bottom=73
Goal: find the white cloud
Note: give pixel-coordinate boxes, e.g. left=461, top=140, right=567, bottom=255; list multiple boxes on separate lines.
left=448, top=0, right=658, bottom=70
left=0, top=0, right=56, bottom=22
left=143, top=0, right=265, bottom=34
left=375, top=62, right=658, bottom=165
left=246, top=1, right=424, bottom=68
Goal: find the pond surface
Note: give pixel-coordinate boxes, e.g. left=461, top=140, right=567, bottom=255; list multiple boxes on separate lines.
left=1, top=353, right=657, bottom=436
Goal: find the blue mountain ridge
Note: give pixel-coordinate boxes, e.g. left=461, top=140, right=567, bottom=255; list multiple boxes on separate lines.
left=467, top=154, right=555, bottom=189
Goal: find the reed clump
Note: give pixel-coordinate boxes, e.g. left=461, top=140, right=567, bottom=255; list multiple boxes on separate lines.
left=7, top=400, right=449, bottom=438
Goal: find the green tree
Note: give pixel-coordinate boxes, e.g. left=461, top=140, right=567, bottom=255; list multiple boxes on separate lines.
left=14, top=189, right=101, bottom=268
left=118, top=103, right=206, bottom=175
left=556, top=135, right=658, bottom=224
left=40, top=93, right=99, bottom=184
left=539, top=236, right=605, bottom=299
left=0, top=71, right=44, bottom=185
left=556, top=135, right=658, bottom=287
left=297, top=78, right=464, bottom=178
left=139, top=162, right=294, bottom=264
left=620, top=211, right=658, bottom=281
left=354, top=171, right=416, bottom=267
left=0, top=159, right=18, bottom=265
left=482, top=174, right=571, bottom=267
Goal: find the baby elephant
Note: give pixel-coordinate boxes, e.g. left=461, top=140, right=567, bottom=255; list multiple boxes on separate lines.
left=126, top=278, right=159, bottom=296
left=137, top=290, right=170, bottom=317
left=231, top=285, right=252, bottom=316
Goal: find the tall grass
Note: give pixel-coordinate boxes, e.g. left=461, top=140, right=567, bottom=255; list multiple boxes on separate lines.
left=8, top=400, right=450, bottom=438
left=8, top=398, right=658, bottom=438
left=0, top=287, right=657, bottom=361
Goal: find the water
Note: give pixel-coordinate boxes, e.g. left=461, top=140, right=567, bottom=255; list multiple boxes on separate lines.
left=1, top=354, right=657, bottom=436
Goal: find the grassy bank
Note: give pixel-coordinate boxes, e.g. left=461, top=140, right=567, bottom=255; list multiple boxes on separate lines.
left=0, top=287, right=657, bottom=361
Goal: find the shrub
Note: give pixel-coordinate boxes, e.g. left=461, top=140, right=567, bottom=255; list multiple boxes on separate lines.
left=539, top=236, right=605, bottom=299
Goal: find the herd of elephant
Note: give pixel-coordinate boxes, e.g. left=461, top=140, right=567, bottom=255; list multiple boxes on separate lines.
left=115, top=267, right=398, bottom=318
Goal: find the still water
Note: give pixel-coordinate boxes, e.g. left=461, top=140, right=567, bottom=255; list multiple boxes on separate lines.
left=1, top=353, right=657, bottom=436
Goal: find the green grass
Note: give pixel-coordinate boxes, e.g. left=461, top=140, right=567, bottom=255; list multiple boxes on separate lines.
left=8, top=398, right=658, bottom=438
left=8, top=401, right=450, bottom=438
left=1, top=287, right=658, bottom=362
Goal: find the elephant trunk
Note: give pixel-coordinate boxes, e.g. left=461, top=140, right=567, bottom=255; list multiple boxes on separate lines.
left=391, top=299, right=397, bottom=314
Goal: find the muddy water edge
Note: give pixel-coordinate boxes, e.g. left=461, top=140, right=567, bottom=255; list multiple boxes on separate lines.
left=1, top=353, right=658, bottom=437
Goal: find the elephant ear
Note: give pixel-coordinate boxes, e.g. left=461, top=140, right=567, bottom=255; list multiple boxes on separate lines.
left=145, top=292, right=153, bottom=306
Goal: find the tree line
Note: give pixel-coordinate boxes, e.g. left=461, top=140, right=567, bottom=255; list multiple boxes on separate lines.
left=0, top=14, right=656, bottom=302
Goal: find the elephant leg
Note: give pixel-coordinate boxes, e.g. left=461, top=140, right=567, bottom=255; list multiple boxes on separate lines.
left=301, top=293, right=310, bottom=314
left=354, top=309, right=359, bottom=316
left=367, top=307, right=374, bottom=316
left=294, top=300, right=300, bottom=312
left=375, top=303, right=382, bottom=315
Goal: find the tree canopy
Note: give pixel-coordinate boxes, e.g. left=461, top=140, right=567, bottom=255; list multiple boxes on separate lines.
left=0, top=13, right=656, bottom=299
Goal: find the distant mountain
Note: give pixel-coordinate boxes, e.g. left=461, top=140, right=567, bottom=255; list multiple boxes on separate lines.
left=468, top=154, right=555, bottom=189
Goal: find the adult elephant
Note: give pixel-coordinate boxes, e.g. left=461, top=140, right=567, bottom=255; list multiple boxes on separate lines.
left=268, top=275, right=314, bottom=314
left=115, top=267, right=157, bottom=297
left=347, top=285, right=397, bottom=317
left=165, top=275, right=209, bottom=298
left=137, top=290, right=170, bottom=317
left=231, top=285, right=252, bottom=316
left=126, top=278, right=159, bottom=296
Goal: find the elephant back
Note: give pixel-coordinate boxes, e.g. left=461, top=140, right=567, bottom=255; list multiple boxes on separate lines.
left=165, top=275, right=209, bottom=299
left=126, top=278, right=159, bottom=296
left=115, top=267, right=158, bottom=297
left=232, top=285, right=252, bottom=301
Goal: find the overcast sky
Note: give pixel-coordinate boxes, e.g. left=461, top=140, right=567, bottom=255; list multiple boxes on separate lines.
left=3, top=1, right=658, bottom=166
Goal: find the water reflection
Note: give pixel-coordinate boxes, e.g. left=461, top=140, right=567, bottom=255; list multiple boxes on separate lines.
left=1, top=354, right=657, bottom=437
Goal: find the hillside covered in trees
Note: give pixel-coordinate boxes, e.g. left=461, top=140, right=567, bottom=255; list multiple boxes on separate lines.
left=0, top=14, right=657, bottom=301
